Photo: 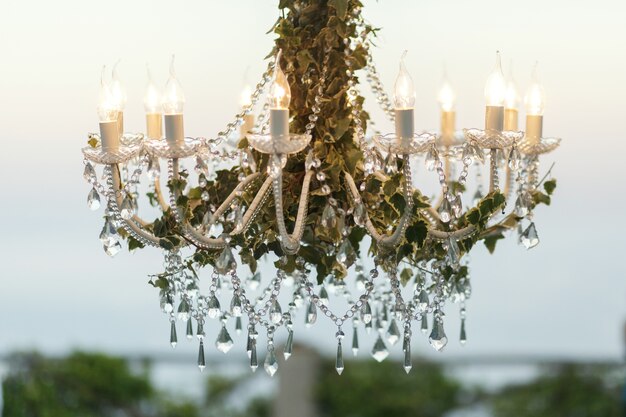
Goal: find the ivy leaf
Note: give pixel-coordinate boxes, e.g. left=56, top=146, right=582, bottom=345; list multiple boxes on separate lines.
left=128, top=236, right=145, bottom=251
left=400, top=268, right=413, bottom=286
left=405, top=220, right=428, bottom=248
left=329, top=0, right=348, bottom=20
left=465, top=208, right=481, bottom=225
left=484, top=233, right=505, bottom=254
left=532, top=191, right=551, bottom=206
left=148, top=276, right=169, bottom=289
left=543, top=179, right=557, bottom=195
left=87, top=136, right=99, bottom=148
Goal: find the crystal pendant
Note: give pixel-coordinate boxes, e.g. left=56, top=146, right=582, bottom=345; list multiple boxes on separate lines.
left=264, top=347, right=278, bottom=377
left=269, top=300, right=282, bottom=324
left=335, top=340, right=344, bottom=375
left=365, top=318, right=373, bottom=333
left=177, top=299, right=190, bottom=322
left=284, top=329, right=294, bottom=360
left=439, top=196, right=452, bottom=223
left=460, top=318, right=467, bottom=346
left=230, top=295, right=243, bottom=317
left=471, top=143, right=485, bottom=163
left=386, top=319, right=401, bottom=346
left=196, top=321, right=205, bottom=340
left=319, top=286, right=329, bottom=305
left=160, top=293, right=174, bottom=314
left=447, top=237, right=461, bottom=267
left=186, top=319, right=193, bottom=339
left=363, top=151, right=376, bottom=174
left=169, top=321, right=177, bottom=348
left=383, top=152, right=398, bottom=175
left=352, top=328, right=359, bottom=356
left=250, top=340, right=258, bottom=372
left=429, top=318, right=448, bottom=351
left=421, top=314, right=428, bottom=334
left=215, top=246, right=236, bottom=274
left=246, top=328, right=257, bottom=358
left=425, top=147, right=437, bottom=171
left=99, top=218, right=118, bottom=246
left=215, top=325, right=234, bottom=353
left=508, top=147, right=521, bottom=170
left=305, top=302, right=317, bottom=327
left=353, top=202, right=367, bottom=227
left=337, top=239, right=356, bottom=265
left=87, top=188, right=101, bottom=211
left=207, top=295, right=221, bottom=319
left=403, top=338, right=412, bottom=374
left=104, top=241, right=122, bottom=257
left=147, top=157, right=161, bottom=179
left=371, top=335, right=389, bottom=362
left=83, top=162, right=96, bottom=182
left=416, top=290, right=429, bottom=313
left=361, top=302, right=373, bottom=324
left=120, top=195, right=135, bottom=220
left=514, top=194, right=529, bottom=217
left=197, top=340, right=206, bottom=372
left=520, top=222, right=539, bottom=249
left=451, top=194, right=462, bottom=218
left=235, top=317, right=243, bottom=334
left=195, top=156, right=208, bottom=176
left=321, top=204, right=337, bottom=228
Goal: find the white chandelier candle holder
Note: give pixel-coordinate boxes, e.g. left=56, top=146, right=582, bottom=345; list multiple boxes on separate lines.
left=81, top=0, right=560, bottom=377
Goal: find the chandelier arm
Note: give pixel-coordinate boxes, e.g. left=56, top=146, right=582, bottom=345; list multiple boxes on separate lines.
left=271, top=168, right=314, bottom=254
left=212, top=172, right=261, bottom=221
left=108, top=164, right=163, bottom=247
left=230, top=176, right=273, bottom=236
left=153, top=177, right=170, bottom=212
left=427, top=225, right=476, bottom=241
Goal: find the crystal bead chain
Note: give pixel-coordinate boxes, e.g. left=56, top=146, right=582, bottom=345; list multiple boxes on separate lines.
left=83, top=159, right=109, bottom=197
left=304, top=46, right=330, bottom=136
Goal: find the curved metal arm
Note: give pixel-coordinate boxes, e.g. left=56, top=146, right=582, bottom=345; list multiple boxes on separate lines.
left=154, top=177, right=170, bottom=212
left=107, top=164, right=162, bottom=248
left=273, top=168, right=314, bottom=255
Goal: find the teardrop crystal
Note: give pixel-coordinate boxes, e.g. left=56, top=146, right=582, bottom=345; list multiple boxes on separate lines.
left=246, top=327, right=257, bottom=359
left=186, top=319, right=193, bottom=339
left=421, top=314, right=428, bottom=334
left=207, top=295, right=221, bottom=319
left=196, top=320, right=205, bottom=340
left=403, top=339, right=412, bottom=374
left=429, top=318, right=448, bottom=351
left=508, top=147, right=521, bottom=170
left=425, top=147, right=437, bottom=171
left=230, top=295, right=243, bottom=317
left=361, top=302, right=373, bottom=324
left=147, top=157, right=161, bottom=179
left=264, top=347, right=278, bottom=377
left=215, top=246, right=236, bottom=274
left=371, top=335, right=389, bottom=362
left=195, top=156, right=208, bottom=176
left=337, top=239, right=356, bottom=265
left=197, top=340, right=206, bottom=372
left=177, top=299, right=190, bottom=322
left=169, top=321, right=177, bottom=348
left=335, top=340, right=344, bottom=375
left=319, top=286, right=329, bottom=305
left=87, top=188, right=101, bottom=211
left=416, top=290, right=429, bottom=313
left=447, top=237, right=461, bottom=267
left=439, top=196, right=452, bottom=223
left=269, top=300, right=282, bottom=324
left=460, top=318, right=467, bottom=346
left=305, top=302, right=317, bottom=327
left=353, top=202, right=367, bottom=227
left=352, top=327, right=359, bottom=356
left=284, top=329, right=294, bottom=360
left=215, top=325, right=234, bottom=353
left=120, top=195, right=135, bottom=220
left=520, top=222, right=539, bottom=249
left=235, top=317, right=243, bottom=334
left=250, top=340, right=258, bottom=372
left=99, top=218, right=118, bottom=246
left=104, top=241, right=121, bottom=257
left=386, top=319, right=401, bottom=346
left=83, top=162, right=96, bottom=183
left=383, top=152, right=398, bottom=175
left=321, top=204, right=337, bottom=228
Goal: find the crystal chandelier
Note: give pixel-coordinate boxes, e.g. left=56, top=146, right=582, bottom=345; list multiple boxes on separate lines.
left=81, top=0, right=559, bottom=376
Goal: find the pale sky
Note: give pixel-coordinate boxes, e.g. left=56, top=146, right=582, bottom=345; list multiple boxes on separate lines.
left=0, top=0, right=625, bottom=363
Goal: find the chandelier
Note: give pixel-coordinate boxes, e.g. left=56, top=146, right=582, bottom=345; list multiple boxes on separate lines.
left=81, top=0, right=559, bottom=376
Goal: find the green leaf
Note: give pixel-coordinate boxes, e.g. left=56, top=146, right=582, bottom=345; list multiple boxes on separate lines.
left=400, top=268, right=413, bottom=286
left=484, top=233, right=505, bottom=254
left=329, top=0, right=348, bottom=20
left=543, top=179, right=557, bottom=195
left=149, top=276, right=169, bottom=289
left=87, top=136, right=99, bottom=148
left=405, top=220, right=428, bottom=248
left=128, top=236, right=145, bottom=251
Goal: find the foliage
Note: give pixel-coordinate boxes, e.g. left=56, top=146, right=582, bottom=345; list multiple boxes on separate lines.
left=490, top=363, right=622, bottom=417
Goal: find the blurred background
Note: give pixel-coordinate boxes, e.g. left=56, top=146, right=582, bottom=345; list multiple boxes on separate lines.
left=0, top=0, right=625, bottom=416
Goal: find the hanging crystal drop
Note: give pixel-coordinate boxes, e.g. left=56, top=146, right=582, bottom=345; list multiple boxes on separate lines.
left=365, top=318, right=373, bottom=333
left=337, top=239, right=356, bottom=265
left=417, top=290, right=429, bottom=313
left=514, top=194, right=529, bottom=217
left=472, top=143, right=485, bottom=163
left=321, top=204, right=337, bottom=228
left=371, top=335, right=389, bottom=362
left=361, top=302, right=372, bottom=324
left=250, top=340, right=258, bottom=372
left=319, top=286, right=329, bottom=305
left=363, top=151, right=376, bottom=174
left=269, top=299, right=282, bottom=324
left=186, top=319, right=193, bottom=339
left=104, top=241, right=122, bottom=257
left=87, top=188, right=101, bottom=211
left=383, top=152, right=398, bottom=175
left=439, top=196, right=452, bottom=223
left=246, top=327, right=258, bottom=358
left=215, top=325, right=234, bottom=353
left=447, top=237, right=461, bottom=267
left=197, top=340, right=206, bottom=372
left=169, top=321, right=177, bottom=348
left=336, top=339, right=344, bottom=375
left=147, top=157, right=161, bottom=179
left=215, top=246, right=236, bottom=274
left=429, top=317, right=448, bottom=351
left=196, top=320, right=205, bottom=340
left=235, top=317, right=243, bottom=334
left=520, top=222, right=540, bottom=249
left=284, top=329, right=294, bottom=360
left=452, top=194, right=462, bottom=218
left=403, top=338, right=412, bottom=374
left=207, top=294, right=221, bottom=319
left=460, top=318, right=467, bottom=346
left=353, top=202, right=367, bottom=227
left=508, top=147, right=521, bottom=171
left=83, top=162, right=96, bottom=182
left=177, top=299, right=190, bottom=322
left=160, top=293, right=174, bottom=314
left=99, top=218, right=118, bottom=246
left=425, top=147, right=437, bottom=171
left=386, top=319, right=401, bottom=346
left=380, top=307, right=389, bottom=328
left=195, top=156, right=208, bottom=176
left=305, top=302, right=317, bottom=327
left=120, top=195, right=135, bottom=220
left=352, top=327, right=359, bottom=356
left=421, top=314, right=428, bottom=334
left=264, top=346, right=278, bottom=377
left=230, top=295, right=243, bottom=317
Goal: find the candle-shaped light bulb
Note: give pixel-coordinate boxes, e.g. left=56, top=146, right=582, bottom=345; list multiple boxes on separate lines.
left=393, top=51, right=416, bottom=109
left=162, top=55, right=185, bottom=144
left=110, top=60, right=127, bottom=110
left=524, top=63, right=546, bottom=116
left=504, top=62, right=520, bottom=131
left=240, top=85, right=253, bottom=107
left=97, top=66, right=120, bottom=151
left=438, top=73, right=456, bottom=112
left=484, top=52, right=507, bottom=106
left=162, top=55, right=185, bottom=115
left=438, top=71, right=456, bottom=146
left=269, top=50, right=291, bottom=109
left=144, top=65, right=163, bottom=140
left=269, top=50, right=290, bottom=138
left=524, top=63, right=546, bottom=144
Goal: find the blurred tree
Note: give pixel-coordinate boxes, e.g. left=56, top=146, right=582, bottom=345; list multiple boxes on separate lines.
left=315, top=360, right=461, bottom=417
left=491, top=364, right=621, bottom=417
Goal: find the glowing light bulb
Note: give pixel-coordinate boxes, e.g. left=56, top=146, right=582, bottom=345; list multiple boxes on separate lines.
left=240, top=85, right=253, bottom=107
left=97, top=66, right=118, bottom=122
left=162, top=55, right=185, bottom=114
left=269, top=50, right=291, bottom=109
left=110, top=60, right=127, bottom=111
left=144, top=64, right=162, bottom=114
left=438, top=72, right=455, bottom=112
left=504, top=64, right=520, bottom=110
left=484, top=52, right=507, bottom=106
left=393, top=51, right=415, bottom=109
left=524, top=63, right=546, bottom=116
